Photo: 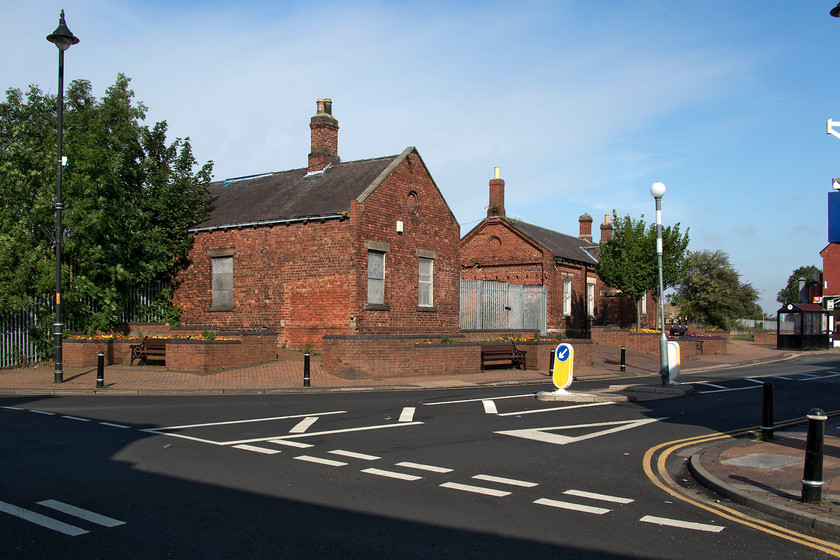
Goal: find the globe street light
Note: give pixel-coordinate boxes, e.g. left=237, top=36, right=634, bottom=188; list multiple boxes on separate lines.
left=47, top=10, right=79, bottom=384
left=650, top=181, right=669, bottom=385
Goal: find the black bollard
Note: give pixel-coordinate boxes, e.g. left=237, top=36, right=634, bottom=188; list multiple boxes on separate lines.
left=96, top=351, right=104, bottom=388
left=548, top=350, right=554, bottom=376
left=802, top=408, right=827, bottom=503
left=620, top=346, right=626, bottom=373
left=303, top=352, right=311, bottom=387
left=761, top=382, right=774, bottom=440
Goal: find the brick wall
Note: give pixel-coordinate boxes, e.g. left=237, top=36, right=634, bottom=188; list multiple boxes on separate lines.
left=590, top=326, right=727, bottom=358
left=822, top=242, right=840, bottom=296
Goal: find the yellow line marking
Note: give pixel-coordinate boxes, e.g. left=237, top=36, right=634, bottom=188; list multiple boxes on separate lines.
left=644, top=412, right=840, bottom=557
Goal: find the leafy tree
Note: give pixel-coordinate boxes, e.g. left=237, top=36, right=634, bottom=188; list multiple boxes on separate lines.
left=596, top=211, right=690, bottom=330
left=672, top=249, right=762, bottom=329
left=776, top=265, right=821, bottom=306
left=0, top=74, right=212, bottom=341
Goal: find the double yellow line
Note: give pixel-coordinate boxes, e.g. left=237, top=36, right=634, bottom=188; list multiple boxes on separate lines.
left=644, top=413, right=840, bottom=557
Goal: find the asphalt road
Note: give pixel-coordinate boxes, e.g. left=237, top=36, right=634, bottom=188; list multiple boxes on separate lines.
left=1, top=354, right=838, bottom=559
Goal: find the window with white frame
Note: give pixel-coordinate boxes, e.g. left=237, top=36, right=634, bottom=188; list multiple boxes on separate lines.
left=586, top=280, right=595, bottom=318
left=641, top=292, right=647, bottom=315
left=563, top=276, right=572, bottom=316
left=418, top=257, right=433, bottom=307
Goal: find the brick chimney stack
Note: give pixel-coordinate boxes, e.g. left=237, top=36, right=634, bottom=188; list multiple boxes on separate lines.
left=600, top=214, right=612, bottom=243
left=308, top=98, right=340, bottom=173
left=488, top=166, right=506, bottom=217
left=579, top=213, right=593, bottom=242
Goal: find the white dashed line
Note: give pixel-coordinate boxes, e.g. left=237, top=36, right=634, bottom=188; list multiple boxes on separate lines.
left=233, top=444, right=281, bottom=454
left=289, top=416, right=319, bottom=434
left=497, top=401, right=614, bottom=416
left=534, top=498, right=610, bottom=515
left=562, top=490, right=633, bottom=504
left=37, top=500, right=125, bottom=527
left=361, top=468, right=422, bottom=481
left=399, top=407, right=416, bottom=422
left=0, top=500, right=88, bottom=536
left=482, top=400, right=498, bottom=414
left=395, top=461, right=453, bottom=473
left=640, top=515, right=724, bottom=533
left=294, top=455, right=347, bottom=467
left=473, top=474, right=537, bottom=488
left=440, top=482, right=511, bottom=497
left=30, top=410, right=55, bottom=416
left=61, top=416, right=91, bottom=422
left=99, top=422, right=130, bottom=429
left=269, top=439, right=313, bottom=448
left=329, top=450, right=380, bottom=461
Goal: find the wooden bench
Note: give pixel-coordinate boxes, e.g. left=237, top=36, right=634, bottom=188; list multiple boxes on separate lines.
left=130, top=337, right=167, bottom=365
left=480, top=342, right=526, bottom=370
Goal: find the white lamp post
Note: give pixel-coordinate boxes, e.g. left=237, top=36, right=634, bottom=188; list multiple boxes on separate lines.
left=650, top=181, right=669, bottom=385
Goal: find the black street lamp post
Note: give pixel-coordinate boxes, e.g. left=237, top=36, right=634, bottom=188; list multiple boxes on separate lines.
left=46, top=10, right=79, bottom=384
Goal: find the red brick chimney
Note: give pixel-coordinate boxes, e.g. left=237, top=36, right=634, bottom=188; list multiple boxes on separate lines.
left=308, top=98, right=339, bottom=173
left=579, top=213, right=593, bottom=242
left=600, top=214, right=612, bottom=243
left=488, top=166, right=505, bottom=217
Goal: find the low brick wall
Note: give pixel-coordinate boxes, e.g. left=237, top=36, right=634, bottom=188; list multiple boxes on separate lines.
left=753, top=331, right=777, bottom=345
left=64, top=331, right=278, bottom=373
left=591, top=326, right=727, bottom=359
left=320, top=334, right=592, bottom=379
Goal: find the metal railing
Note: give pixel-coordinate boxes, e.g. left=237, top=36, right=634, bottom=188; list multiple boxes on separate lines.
left=460, top=279, right=546, bottom=334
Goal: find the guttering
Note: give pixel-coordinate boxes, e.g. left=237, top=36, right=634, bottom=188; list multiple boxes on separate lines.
left=189, top=213, right=346, bottom=233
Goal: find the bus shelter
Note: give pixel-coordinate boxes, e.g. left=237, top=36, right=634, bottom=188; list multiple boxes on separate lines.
left=776, top=303, right=831, bottom=350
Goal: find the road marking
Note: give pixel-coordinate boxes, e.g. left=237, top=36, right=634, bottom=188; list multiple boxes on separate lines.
left=289, top=416, right=318, bottom=433
left=473, top=474, right=537, bottom=487
left=774, top=376, right=793, bottom=380
left=423, top=394, right=534, bottom=406
left=0, top=500, right=88, bottom=536
left=395, top=461, right=453, bottom=473
left=534, top=498, right=610, bottom=514
left=694, top=382, right=726, bottom=389
left=640, top=515, right=724, bottom=533
left=146, top=410, right=347, bottom=431
left=264, top=421, right=424, bottom=444
left=562, top=490, right=633, bottom=504
left=233, top=444, right=281, bottom=454
left=61, top=415, right=91, bottom=422
left=399, top=407, right=416, bottom=422
left=482, top=400, right=498, bottom=414
left=497, top=401, right=615, bottom=416
left=745, top=378, right=766, bottom=385
left=294, top=455, right=347, bottom=467
left=697, top=386, right=760, bottom=394
left=496, top=417, right=662, bottom=446
left=269, top=439, right=313, bottom=448
left=440, top=482, right=510, bottom=497
left=798, top=373, right=819, bottom=379
left=1, top=406, right=24, bottom=410
left=361, top=468, right=421, bottom=481
left=37, top=500, right=125, bottom=527
left=329, top=450, right=380, bottom=461
left=803, top=372, right=840, bottom=381
left=99, top=422, right=130, bottom=429
left=30, top=410, right=55, bottom=415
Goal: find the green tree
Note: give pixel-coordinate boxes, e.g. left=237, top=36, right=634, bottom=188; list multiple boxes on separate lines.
left=776, top=265, right=821, bottom=306
left=672, top=249, right=762, bottom=329
left=0, top=75, right=213, bottom=340
left=596, top=211, right=690, bottom=330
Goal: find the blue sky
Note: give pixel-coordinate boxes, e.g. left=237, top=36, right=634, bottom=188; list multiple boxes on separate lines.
left=6, top=1, right=840, bottom=315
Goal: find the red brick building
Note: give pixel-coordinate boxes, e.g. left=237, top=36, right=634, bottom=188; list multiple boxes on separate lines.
left=173, top=99, right=461, bottom=349
left=460, top=168, right=649, bottom=335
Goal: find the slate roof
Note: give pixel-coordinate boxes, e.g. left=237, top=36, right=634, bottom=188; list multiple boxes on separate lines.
left=191, top=153, right=401, bottom=232
left=505, top=219, right=600, bottom=265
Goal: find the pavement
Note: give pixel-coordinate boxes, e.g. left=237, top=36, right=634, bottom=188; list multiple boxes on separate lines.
left=0, top=338, right=838, bottom=538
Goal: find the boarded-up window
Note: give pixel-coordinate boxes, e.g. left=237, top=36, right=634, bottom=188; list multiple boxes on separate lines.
left=211, top=256, right=233, bottom=309
left=563, top=277, right=572, bottom=316
left=367, top=251, right=385, bottom=305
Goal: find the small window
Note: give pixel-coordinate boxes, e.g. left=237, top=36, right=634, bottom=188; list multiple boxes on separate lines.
left=587, top=281, right=595, bottom=318
left=563, top=277, right=572, bottom=316
left=211, top=256, right=233, bottom=310
left=419, top=257, right=433, bottom=307
left=367, top=250, right=385, bottom=305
